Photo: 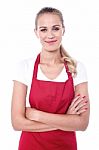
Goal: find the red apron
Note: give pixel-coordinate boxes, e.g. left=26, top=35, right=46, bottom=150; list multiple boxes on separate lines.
left=18, top=53, right=77, bottom=150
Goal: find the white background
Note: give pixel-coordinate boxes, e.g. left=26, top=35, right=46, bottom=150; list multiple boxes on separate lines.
left=0, top=0, right=99, bottom=149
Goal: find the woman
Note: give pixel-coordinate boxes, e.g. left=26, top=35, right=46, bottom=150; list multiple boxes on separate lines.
left=11, top=7, right=90, bottom=150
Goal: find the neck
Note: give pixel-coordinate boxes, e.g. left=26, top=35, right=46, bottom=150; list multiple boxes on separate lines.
left=40, top=49, right=62, bottom=65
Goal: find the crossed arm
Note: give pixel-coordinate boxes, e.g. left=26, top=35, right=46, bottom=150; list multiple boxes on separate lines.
left=11, top=81, right=90, bottom=132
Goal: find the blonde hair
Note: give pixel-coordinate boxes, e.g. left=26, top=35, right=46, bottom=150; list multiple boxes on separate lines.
left=35, top=7, right=77, bottom=75
left=60, top=45, right=77, bottom=76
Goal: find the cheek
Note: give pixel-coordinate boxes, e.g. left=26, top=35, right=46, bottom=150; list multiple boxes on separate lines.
left=55, top=31, right=63, bottom=37
left=38, top=33, right=46, bottom=41
left=56, top=33, right=63, bottom=40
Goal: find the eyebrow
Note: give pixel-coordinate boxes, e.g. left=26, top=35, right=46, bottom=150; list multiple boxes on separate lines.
left=39, top=25, right=61, bottom=29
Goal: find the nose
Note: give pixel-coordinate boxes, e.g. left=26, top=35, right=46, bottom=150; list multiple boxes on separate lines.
left=47, top=30, right=55, bottom=39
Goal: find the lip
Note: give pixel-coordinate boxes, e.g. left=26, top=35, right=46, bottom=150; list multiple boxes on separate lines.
left=45, top=40, right=57, bottom=43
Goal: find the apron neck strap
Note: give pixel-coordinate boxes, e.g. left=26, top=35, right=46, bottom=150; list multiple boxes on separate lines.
left=33, top=53, right=40, bottom=79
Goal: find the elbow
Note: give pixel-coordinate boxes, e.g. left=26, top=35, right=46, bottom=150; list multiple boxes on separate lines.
left=11, top=120, right=21, bottom=131
left=79, top=120, right=89, bottom=131
left=12, top=123, right=21, bottom=131
left=11, top=117, right=24, bottom=131
left=77, top=113, right=90, bottom=131
left=80, top=125, right=88, bottom=131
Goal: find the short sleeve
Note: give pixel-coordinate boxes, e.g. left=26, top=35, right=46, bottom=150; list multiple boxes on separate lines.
left=12, top=60, right=28, bottom=86
left=73, top=61, right=88, bottom=86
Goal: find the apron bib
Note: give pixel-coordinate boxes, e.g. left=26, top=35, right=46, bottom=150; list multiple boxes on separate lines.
left=18, top=53, right=77, bottom=150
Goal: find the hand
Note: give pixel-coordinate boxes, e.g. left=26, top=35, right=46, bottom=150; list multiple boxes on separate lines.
left=26, top=107, right=39, bottom=121
left=67, top=95, right=88, bottom=115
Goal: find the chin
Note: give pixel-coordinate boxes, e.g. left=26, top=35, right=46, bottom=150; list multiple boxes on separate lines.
left=46, top=49, right=59, bottom=53
left=44, top=46, right=60, bottom=52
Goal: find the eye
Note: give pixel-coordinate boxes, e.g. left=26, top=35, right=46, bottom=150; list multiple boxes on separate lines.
left=52, top=27, right=60, bottom=31
left=40, top=28, right=47, bottom=32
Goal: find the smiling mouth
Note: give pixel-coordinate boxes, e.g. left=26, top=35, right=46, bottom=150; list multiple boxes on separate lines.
left=45, top=40, right=57, bottom=43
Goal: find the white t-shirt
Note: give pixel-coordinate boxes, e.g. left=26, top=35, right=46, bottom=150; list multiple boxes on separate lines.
left=12, top=56, right=88, bottom=92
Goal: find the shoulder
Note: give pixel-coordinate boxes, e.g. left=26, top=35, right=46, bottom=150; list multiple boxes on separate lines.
left=18, top=57, right=35, bottom=68
left=15, top=57, right=35, bottom=78
left=76, top=61, right=86, bottom=69
left=12, top=56, right=37, bottom=86
left=73, top=61, right=88, bottom=86
left=76, top=61, right=87, bottom=75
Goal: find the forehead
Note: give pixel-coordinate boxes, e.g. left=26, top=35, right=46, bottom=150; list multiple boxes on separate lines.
left=37, top=13, right=62, bottom=27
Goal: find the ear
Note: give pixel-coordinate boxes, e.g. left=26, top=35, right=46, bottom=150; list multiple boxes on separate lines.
left=34, top=29, right=39, bottom=38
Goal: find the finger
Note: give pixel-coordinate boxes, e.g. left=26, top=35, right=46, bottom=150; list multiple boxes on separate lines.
left=74, top=101, right=88, bottom=112
left=69, top=95, right=81, bottom=108
left=76, top=108, right=88, bottom=114
left=71, top=97, right=84, bottom=109
left=72, top=96, right=88, bottom=109
left=70, top=95, right=87, bottom=108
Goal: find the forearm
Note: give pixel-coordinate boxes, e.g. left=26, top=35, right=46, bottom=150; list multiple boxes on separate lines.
left=25, top=93, right=89, bottom=132
left=34, top=111, right=88, bottom=131
left=12, top=116, right=57, bottom=132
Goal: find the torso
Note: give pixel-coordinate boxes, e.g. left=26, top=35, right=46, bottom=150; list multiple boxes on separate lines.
left=18, top=53, right=77, bottom=150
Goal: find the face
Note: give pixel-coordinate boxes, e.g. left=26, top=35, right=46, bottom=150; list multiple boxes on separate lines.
left=35, top=13, right=65, bottom=52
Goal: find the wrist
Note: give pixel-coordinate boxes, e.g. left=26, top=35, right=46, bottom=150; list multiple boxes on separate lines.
left=26, top=107, right=40, bottom=121
left=33, top=109, right=41, bottom=121
left=35, top=110, right=46, bottom=122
